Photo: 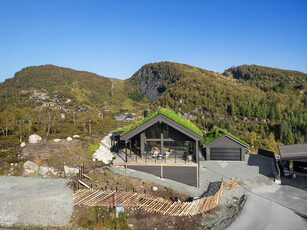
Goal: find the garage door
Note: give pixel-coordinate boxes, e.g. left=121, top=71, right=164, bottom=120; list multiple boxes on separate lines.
left=210, top=148, right=241, bottom=161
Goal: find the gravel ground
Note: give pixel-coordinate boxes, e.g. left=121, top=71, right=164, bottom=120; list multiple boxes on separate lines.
left=0, top=176, right=73, bottom=228
left=227, top=190, right=307, bottom=230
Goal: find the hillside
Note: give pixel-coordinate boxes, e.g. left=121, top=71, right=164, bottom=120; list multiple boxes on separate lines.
left=223, top=65, right=307, bottom=93
left=127, top=62, right=307, bottom=150
left=0, top=62, right=306, bottom=156
left=0, top=65, right=148, bottom=112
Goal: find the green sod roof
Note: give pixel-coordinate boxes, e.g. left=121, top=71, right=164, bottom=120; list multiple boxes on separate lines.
left=113, top=108, right=203, bottom=137
left=201, top=127, right=249, bottom=146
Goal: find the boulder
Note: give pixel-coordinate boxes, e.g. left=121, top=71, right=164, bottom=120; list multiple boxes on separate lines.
left=54, top=139, right=61, bottom=142
left=29, top=134, right=42, bottom=144
left=24, top=169, right=36, bottom=176
left=92, top=144, right=113, bottom=164
left=23, top=161, right=39, bottom=173
left=64, top=165, right=79, bottom=177
left=73, top=135, right=80, bottom=138
left=20, top=142, right=26, bottom=148
left=49, top=167, right=58, bottom=176
left=38, top=166, right=49, bottom=176
left=67, top=137, right=73, bottom=141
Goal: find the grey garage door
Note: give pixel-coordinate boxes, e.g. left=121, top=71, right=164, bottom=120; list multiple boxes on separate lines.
left=210, top=148, right=241, bottom=161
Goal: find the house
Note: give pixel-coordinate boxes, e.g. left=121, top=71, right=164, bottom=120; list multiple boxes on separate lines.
left=111, top=109, right=249, bottom=186
left=114, top=115, right=126, bottom=121
left=278, top=143, right=307, bottom=174
left=112, top=109, right=203, bottom=187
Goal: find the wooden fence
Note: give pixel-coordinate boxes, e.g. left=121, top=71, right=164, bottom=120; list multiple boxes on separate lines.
left=73, top=179, right=238, bottom=216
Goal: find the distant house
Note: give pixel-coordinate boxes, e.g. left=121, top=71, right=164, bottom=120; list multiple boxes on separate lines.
left=114, top=115, right=126, bottom=121
left=78, top=107, right=87, bottom=112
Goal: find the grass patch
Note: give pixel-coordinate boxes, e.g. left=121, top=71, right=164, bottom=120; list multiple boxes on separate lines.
left=77, top=206, right=130, bottom=230
left=115, top=108, right=203, bottom=137
left=202, top=127, right=249, bottom=146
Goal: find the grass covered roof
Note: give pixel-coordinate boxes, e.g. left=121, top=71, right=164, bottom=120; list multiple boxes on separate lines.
left=201, top=127, right=249, bottom=146
left=113, top=108, right=203, bottom=137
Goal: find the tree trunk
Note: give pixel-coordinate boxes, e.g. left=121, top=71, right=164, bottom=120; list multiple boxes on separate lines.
left=45, top=124, right=51, bottom=140
left=19, top=119, right=22, bottom=143
left=73, top=114, right=76, bottom=126
left=5, top=117, right=8, bottom=137
left=45, top=112, right=51, bottom=140
left=83, top=122, right=86, bottom=133
left=28, top=119, right=32, bottom=133
left=88, top=119, right=91, bottom=135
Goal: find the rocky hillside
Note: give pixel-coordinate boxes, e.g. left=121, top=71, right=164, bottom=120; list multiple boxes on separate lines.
left=127, top=62, right=213, bottom=104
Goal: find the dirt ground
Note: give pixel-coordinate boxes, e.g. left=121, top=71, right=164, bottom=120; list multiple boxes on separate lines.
left=70, top=167, right=244, bottom=230
left=71, top=201, right=243, bottom=230
left=72, top=167, right=189, bottom=201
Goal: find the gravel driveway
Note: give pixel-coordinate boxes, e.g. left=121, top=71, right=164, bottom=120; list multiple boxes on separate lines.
left=0, top=176, right=73, bottom=228
left=227, top=190, right=307, bottom=230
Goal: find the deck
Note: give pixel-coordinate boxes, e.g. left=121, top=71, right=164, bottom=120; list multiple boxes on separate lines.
left=113, top=149, right=196, bottom=165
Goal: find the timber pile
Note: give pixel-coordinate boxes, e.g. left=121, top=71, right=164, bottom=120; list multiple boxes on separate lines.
left=73, top=180, right=237, bottom=216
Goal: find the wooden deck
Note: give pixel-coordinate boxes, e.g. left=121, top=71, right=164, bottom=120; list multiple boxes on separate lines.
left=73, top=179, right=238, bottom=216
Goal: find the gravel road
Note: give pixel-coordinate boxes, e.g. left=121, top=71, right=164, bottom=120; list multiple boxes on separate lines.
left=0, top=176, right=73, bottom=228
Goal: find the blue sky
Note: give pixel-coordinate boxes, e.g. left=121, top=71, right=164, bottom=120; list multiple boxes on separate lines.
left=0, top=0, right=306, bottom=81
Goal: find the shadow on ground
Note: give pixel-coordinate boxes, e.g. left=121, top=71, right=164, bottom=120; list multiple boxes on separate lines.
left=280, top=175, right=307, bottom=192
left=247, top=154, right=275, bottom=178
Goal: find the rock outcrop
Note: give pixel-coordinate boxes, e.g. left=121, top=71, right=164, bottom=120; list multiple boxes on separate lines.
left=64, top=165, right=79, bottom=177
left=23, top=161, right=58, bottom=177
left=28, top=134, right=42, bottom=144
left=130, top=63, right=179, bottom=104
left=92, top=134, right=113, bottom=164
left=23, top=161, right=39, bottom=175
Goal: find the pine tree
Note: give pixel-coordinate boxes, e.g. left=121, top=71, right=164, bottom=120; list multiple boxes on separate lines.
left=284, top=130, right=294, bottom=145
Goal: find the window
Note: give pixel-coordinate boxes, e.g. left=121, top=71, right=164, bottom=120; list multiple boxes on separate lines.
left=144, top=123, right=161, bottom=139
left=144, top=141, right=161, bottom=155
left=162, top=123, right=169, bottom=138
left=164, top=141, right=195, bottom=157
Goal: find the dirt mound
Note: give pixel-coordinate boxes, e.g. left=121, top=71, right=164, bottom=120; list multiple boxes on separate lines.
left=20, top=138, right=102, bottom=176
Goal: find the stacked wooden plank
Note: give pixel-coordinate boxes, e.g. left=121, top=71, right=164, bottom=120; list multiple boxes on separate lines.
left=73, top=179, right=237, bottom=216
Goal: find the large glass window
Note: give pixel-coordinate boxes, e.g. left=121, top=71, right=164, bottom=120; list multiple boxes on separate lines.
left=144, top=123, right=161, bottom=139
left=164, top=141, right=194, bottom=157
left=144, top=141, right=161, bottom=155
left=162, top=123, right=169, bottom=139
left=144, top=122, right=170, bottom=139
